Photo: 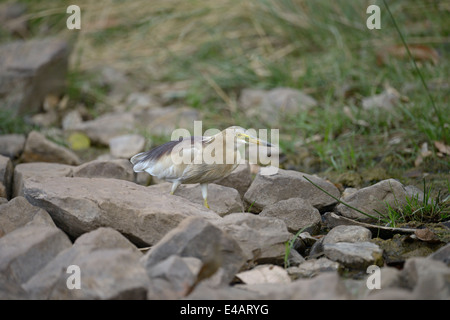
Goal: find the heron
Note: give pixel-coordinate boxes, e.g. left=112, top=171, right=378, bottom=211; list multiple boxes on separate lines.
left=130, top=126, right=272, bottom=209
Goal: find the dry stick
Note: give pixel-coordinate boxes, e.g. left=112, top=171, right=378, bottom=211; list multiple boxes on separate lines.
left=302, top=175, right=382, bottom=221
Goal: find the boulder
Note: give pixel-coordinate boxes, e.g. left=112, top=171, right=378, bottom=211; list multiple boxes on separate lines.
left=244, top=169, right=340, bottom=213
left=23, top=227, right=149, bottom=299
left=0, top=196, right=56, bottom=237
left=0, top=225, right=72, bottom=285
left=0, top=38, right=69, bottom=115
left=335, top=179, right=408, bottom=222
left=259, top=198, right=322, bottom=234
left=0, top=134, right=26, bottom=159
left=0, top=155, right=13, bottom=199
left=323, top=242, right=383, bottom=269
left=142, top=216, right=245, bottom=286
left=20, top=131, right=81, bottom=165
left=213, top=213, right=291, bottom=265
left=22, top=176, right=219, bottom=246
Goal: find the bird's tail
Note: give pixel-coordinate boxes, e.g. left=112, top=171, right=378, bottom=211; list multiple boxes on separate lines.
left=130, top=152, right=150, bottom=172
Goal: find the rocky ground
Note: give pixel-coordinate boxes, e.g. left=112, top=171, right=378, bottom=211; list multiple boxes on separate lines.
left=1, top=4, right=449, bottom=300
left=0, top=142, right=449, bottom=299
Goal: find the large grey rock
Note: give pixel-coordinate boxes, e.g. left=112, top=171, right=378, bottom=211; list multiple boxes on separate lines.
left=20, top=131, right=81, bottom=165
left=0, top=225, right=72, bottom=285
left=23, top=227, right=149, bottom=299
left=213, top=213, right=291, bottom=265
left=335, top=179, right=408, bottom=222
left=142, top=216, right=245, bottom=286
left=22, top=176, right=219, bottom=246
left=324, top=242, right=383, bottom=269
left=72, top=159, right=135, bottom=182
left=0, top=38, right=69, bottom=115
left=0, top=154, right=13, bottom=199
left=244, top=169, right=340, bottom=213
left=259, top=198, right=322, bottom=234
left=323, top=225, right=372, bottom=245
left=13, top=162, right=73, bottom=197
left=214, top=162, right=252, bottom=198
left=0, top=196, right=55, bottom=237
left=0, top=134, right=26, bottom=159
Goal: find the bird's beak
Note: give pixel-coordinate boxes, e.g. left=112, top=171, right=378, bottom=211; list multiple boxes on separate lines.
left=242, top=133, right=273, bottom=147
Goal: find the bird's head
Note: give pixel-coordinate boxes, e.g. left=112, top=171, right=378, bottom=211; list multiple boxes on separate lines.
left=223, top=126, right=273, bottom=147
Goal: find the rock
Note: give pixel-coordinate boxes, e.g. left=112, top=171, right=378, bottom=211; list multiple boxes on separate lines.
left=126, top=92, right=160, bottom=112
left=135, top=106, right=200, bottom=136
left=236, top=265, right=291, bottom=285
left=239, top=87, right=317, bottom=125
left=0, top=134, right=26, bottom=159
left=213, top=162, right=252, bottom=198
left=259, top=198, right=322, bottom=234
left=401, top=257, right=450, bottom=299
left=362, top=86, right=401, bottom=110
left=142, top=216, right=245, bottom=286
left=13, top=162, right=74, bottom=197
left=213, top=213, right=291, bottom=265
left=109, top=134, right=146, bottom=159
left=20, top=131, right=81, bottom=165
left=22, top=176, right=219, bottom=246
left=173, top=183, right=244, bottom=217
left=324, top=242, right=383, bottom=269
left=23, top=227, right=149, bottom=299
left=0, top=2, right=28, bottom=37
left=0, top=196, right=56, bottom=237
left=72, top=159, right=135, bottom=182
left=0, top=38, right=69, bottom=115
left=288, top=257, right=340, bottom=279
left=335, top=179, right=408, bottom=222
left=0, top=225, right=72, bottom=285
left=323, top=211, right=415, bottom=239
left=0, top=155, right=13, bottom=199
left=67, top=132, right=91, bottom=151
left=146, top=255, right=202, bottom=299
left=61, top=110, right=83, bottom=131
left=70, top=112, right=136, bottom=145
left=323, top=225, right=372, bottom=245
left=429, top=243, right=450, bottom=266
left=244, top=169, right=340, bottom=213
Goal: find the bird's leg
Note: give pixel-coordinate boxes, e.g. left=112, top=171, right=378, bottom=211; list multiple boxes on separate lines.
left=170, top=181, right=181, bottom=195
left=200, top=183, right=210, bottom=209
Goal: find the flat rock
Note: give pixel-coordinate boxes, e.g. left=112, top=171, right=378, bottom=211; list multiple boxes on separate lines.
left=23, top=227, right=149, bottom=299
left=323, top=225, right=372, bottom=245
left=22, top=176, right=219, bottom=246
left=0, top=154, right=13, bottom=199
left=13, top=162, right=74, bottom=197
left=244, top=169, right=340, bottom=213
left=236, top=265, right=291, bottom=285
left=0, top=225, right=72, bottom=285
left=20, top=131, right=81, bottom=165
left=335, top=179, right=408, bottom=222
left=288, top=257, right=340, bottom=279
left=324, top=242, right=383, bottom=269
left=109, top=134, right=145, bottom=159
left=142, top=216, right=245, bottom=286
left=259, top=198, right=322, bottom=234
left=0, top=38, right=69, bottom=115
left=0, top=134, right=26, bottom=159
left=0, top=196, right=55, bottom=237
left=213, top=213, right=291, bottom=265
